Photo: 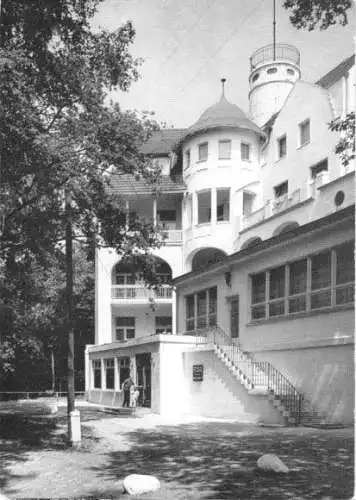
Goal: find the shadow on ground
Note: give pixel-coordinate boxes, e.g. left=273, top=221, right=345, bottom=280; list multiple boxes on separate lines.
left=92, top=422, right=354, bottom=500
left=0, top=404, right=116, bottom=492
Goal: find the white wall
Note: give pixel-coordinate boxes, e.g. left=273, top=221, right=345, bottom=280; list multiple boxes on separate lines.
left=261, top=81, right=341, bottom=204
left=182, top=128, right=262, bottom=269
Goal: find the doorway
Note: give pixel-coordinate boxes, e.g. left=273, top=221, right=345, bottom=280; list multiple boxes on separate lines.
left=136, top=353, right=151, bottom=407
left=230, top=296, right=239, bottom=339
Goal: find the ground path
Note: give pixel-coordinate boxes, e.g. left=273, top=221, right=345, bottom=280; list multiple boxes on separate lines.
left=0, top=401, right=354, bottom=499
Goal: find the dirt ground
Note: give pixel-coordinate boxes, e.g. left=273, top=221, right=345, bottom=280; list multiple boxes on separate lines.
left=0, top=401, right=354, bottom=499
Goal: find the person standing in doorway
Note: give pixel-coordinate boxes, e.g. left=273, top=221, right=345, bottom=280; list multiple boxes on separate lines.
left=122, top=375, right=134, bottom=408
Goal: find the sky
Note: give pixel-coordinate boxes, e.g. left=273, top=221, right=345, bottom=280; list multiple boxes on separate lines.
left=93, top=0, right=355, bottom=128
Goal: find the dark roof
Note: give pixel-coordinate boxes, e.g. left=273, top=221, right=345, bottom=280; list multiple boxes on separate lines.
left=108, top=173, right=186, bottom=196
left=181, top=96, right=264, bottom=141
left=142, top=129, right=186, bottom=156
left=316, top=55, right=354, bottom=89
left=173, top=204, right=355, bottom=286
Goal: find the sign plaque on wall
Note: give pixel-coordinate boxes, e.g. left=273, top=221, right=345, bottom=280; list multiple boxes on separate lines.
left=193, top=364, right=204, bottom=382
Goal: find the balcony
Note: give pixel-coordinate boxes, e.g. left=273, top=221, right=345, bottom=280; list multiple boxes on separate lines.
left=242, top=185, right=312, bottom=231
left=160, top=229, right=183, bottom=246
left=250, top=43, right=300, bottom=70
left=111, top=284, right=173, bottom=303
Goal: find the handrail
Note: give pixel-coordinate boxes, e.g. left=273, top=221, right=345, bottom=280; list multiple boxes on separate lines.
left=199, top=325, right=303, bottom=424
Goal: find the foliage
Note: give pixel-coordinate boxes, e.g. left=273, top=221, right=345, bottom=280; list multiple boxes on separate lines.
left=283, top=0, right=352, bottom=30
left=329, top=111, right=355, bottom=167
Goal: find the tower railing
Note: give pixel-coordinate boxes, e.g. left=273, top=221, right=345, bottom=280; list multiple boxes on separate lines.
left=250, top=44, right=300, bottom=71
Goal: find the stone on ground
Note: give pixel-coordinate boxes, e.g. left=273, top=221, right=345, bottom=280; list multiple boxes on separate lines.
left=123, top=474, right=160, bottom=496
left=257, top=453, right=289, bottom=473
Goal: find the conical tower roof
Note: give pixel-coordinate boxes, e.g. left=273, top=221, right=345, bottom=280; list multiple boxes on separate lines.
left=183, top=95, right=264, bottom=140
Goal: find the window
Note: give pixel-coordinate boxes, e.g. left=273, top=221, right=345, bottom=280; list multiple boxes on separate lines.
left=311, top=159, right=328, bottom=179
left=185, top=149, right=191, bottom=169
left=274, top=181, right=288, bottom=199
left=198, top=142, right=208, bottom=161
left=250, top=241, right=354, bottom=321
left=197, top=190, right=211, bottom=224
left=185, top=287, right=217, bottom=331
left=241, top=143, right=251, bottom=161
left=217, top=188, right=230, bottom=222
left=267, top=67, right=277, bottom=74
left=155, top=316, right=172, bottom=334
left=299, top=119, right=310, bottom=147
left=119, top=357, right=130, bottom=386
left=193, top=364, right=204, bottom=382
left=187, top=194, right=193, bottom=227
left=278, top=135, right=287, bottom=159
left=93, top=360, right=101, bottom=389
left=289, top=259, right=307, bottom=313
left=158, top=210, right=176, bottom=230
left=335, top=241, right=355, bottom=305
left=219, top=140, right=231, bottom=159
left=252, top=73, right=259, bottom=82
left=116, top=317, right=135, bottom=341
left=105, top=359, right=115, bottom=389
left=269, top=266, right=285, bottom=317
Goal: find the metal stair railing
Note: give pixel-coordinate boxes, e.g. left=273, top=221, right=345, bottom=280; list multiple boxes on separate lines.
left=204, top=326, right=303, bottom=425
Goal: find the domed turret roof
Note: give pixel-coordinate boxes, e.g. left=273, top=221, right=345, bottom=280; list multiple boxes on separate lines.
left=183, top=95, right=264, bottom=140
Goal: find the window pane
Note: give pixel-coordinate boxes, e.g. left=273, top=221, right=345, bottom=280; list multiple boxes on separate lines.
left=336, top=285, right=354, bottom=305
left=300, top=120, right=310, bottom=146
left=289, top=296, right=306, bottom=313
left=289, top=259, right=307, bottom=295
left=105, top=359, right=115, bottom=389
left=219, top=140, right=231, bottom=159
left=251, top=305, right=266, bottom=320
left=274, top=181, right=288, bottom=198
left=116, top=317, right=135, bottom=327
left=155, top=316, right=172, bottom=334
left=269, top=300, right=285, bottom=317
left=311, top=159, right=328, bottom=179
left=186, top=295, right=194, bottom=318
left=187, top=318, right=195, bottom=331
left=198, top=142, right=208, bottom=161
left=311, top=251, right=331, bottom=289
left=217, top=189, right=230, bottom=222
left=209, top=287, right=217, bottom=314
left=197, top=291, right=207, bottom=316
left=198, top=191, right=211, bottom=224
left=252, top=273, right=266, bottom=304
left=116, top=328, right=124, bottom=341
left=241, top=143, right=250, bottom=161
left=278, top=136, right=287, bottom=158
left=126, top=329, right=135, bottom=339
left=311, top=290, right=331, bottom=309
left=270, top=266, right=285, bottom=299
left=336, top=241, right=354, bottom=285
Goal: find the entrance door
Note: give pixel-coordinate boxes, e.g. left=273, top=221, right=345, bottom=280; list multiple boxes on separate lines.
left=136, top=353, right=151, bottom=407
left=230, top=296, right=239, bottom=339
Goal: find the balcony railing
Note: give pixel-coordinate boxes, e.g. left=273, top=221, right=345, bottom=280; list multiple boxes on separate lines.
left=242, top=185, right=312, bottom=231
left=250, top=43, right=300, bottom=70
left=160, top=229, right=183, bottom=245
left=111, top=284, right=172, bottom=301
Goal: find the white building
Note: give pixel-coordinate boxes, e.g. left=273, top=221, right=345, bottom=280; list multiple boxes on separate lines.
left=86, top=44, right=355, bottom=425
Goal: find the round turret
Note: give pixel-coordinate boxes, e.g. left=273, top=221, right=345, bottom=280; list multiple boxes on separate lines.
left=249, top=43, right=301, bottom=127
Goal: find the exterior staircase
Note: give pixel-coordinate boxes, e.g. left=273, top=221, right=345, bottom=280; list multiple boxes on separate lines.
left=197, top=326, right=325, bottom=426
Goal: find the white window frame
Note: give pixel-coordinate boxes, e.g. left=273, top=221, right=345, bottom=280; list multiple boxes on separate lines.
left=218, top=139, right=231, bottom=160
left=216, top=188, right=230, bottom=222
left=115, top=317, right=135, bottom=341
left=185, top=287, right=218, bottom=331
left=250, top=241, right=354, bottom=321
left=241, top=142, right=251, bottom=161
left=198, top=142, right=208, bottom=162
left=299, top=119, right=310, bottom=148
left=197, top=189, right=211, bottom=225
left=277, top=135, right=287, bottom=159
left=184, top=149, right=191, bottom=170
left=104, top=358, right=115, bottom=390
